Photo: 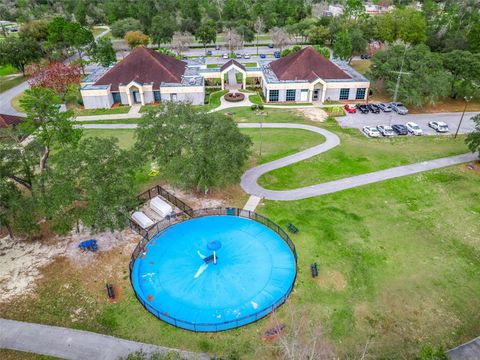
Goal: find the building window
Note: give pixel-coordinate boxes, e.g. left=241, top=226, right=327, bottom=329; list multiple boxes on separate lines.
left=171, top=93, right=177, bottom=101
left=112, top=92, right=121, bottom=103
left=154, top=90, right=161, bottom=101
left=339, top=88, right=350, bottom=100
left=286, top=89, right=296, bottom=102
left=356, top=88, right=366, bottom=100
left=269, top=90, right=279, bottom=102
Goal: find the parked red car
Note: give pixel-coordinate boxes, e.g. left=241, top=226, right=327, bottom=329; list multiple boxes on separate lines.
left=344, top=104, right=357, bottom=113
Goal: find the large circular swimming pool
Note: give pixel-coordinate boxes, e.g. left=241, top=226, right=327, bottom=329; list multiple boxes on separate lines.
left=131, top=215, right=297, bottom=331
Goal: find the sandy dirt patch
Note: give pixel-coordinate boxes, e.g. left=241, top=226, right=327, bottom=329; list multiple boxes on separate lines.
left=462, top=160, right=480, bottom=173
left=162, top=184, right=234, bottom=209
left=296, top=108, right=328, bottom=122
left=0, top=227, right=139, bottom=303
left=316, top=270, right=347, bottom=291
left=0, top=236, right=66, bottom=303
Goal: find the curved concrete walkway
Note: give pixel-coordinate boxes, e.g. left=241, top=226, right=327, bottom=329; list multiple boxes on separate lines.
left=239, top=123, right=476, bottom=200
left=447, top=336, right=480, bottom=360
left=78, top=122, right=477, bottom=200
left=0, top=318, right=208, bottom=360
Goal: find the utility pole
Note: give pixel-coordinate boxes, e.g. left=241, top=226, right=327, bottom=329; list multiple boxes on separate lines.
left=389, top=44, right=411, bottom=126
left=455, top=96, right=472, bottom=139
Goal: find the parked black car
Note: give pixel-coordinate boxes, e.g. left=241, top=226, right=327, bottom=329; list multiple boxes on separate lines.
left=355, top=104, right=369, bottom=114
left=367, top=104, right=380, bottom=113
left=392, top=124, right=409, bottom=135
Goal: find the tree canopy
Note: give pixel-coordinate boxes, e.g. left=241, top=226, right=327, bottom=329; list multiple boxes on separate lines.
left=465, top=114, right=480, bottom=159
left=135, top=103, right=252, bottom=193
left=370, top=44, right=452, bottom=107
left=0, top=36, right=43, bottom=75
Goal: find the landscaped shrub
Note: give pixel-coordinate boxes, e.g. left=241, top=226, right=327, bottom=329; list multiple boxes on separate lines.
left=258, top=104, right=264, bottom=110
left=251, top=104, right=258, bottom=110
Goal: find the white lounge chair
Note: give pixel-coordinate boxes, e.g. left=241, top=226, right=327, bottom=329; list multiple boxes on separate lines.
left=131, top=211, right=154, bottom=229
left=149, top=196, right=173, bottom=218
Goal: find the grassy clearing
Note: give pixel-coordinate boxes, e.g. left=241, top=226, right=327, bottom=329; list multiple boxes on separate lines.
left=228, top=107, right=310, bottom=123
left=2, top=109, right=479, bottom=359
left=259, top=118, right=470, bottom=189
left=91, top=26, right=108, bottom=38
left=0, top=64, right=18, bottom=76
left=206, top=64, right=220, bottom=68
left=10, top=91, right=25, bottom=112
left=75, top=106, right=130, bottom=116
left=80, top=128, right=324, bottom=165
left=261, top=165, right=480, bottom=358
left=2, top=163, right=478, bottom=359
left=0, top=75, right=25, bottom=94
left=350, top=59, right=371, bottom=75
left=197, top=89, right=228, bottom=111
left=324, top=106, right=345, bottom=117
left=249, top=94, right=263, bottom=105
left=82, top=129, right=137, bottom=149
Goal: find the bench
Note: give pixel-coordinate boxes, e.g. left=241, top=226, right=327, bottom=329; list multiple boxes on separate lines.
left=106, top=283, right=115, bottom=299
left=287, top=223, right=298, bottom=234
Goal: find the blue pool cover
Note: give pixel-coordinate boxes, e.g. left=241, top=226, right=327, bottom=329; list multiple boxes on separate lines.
left=131, top=215, right=296, bottom=331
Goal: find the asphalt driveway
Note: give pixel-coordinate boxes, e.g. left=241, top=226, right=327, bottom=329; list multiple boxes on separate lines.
left=338, top=111, right=478, bottom=135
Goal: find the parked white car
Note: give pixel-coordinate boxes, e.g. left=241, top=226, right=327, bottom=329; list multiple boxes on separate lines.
left=406, top=122, right=423, bottom=135
left=363, top=126, right=381, bottom=138
left=428, top=121, right=449, bottom=133
left=377, top=125, right=395, bottom=137
left=222, top=53, right=228, bottom=59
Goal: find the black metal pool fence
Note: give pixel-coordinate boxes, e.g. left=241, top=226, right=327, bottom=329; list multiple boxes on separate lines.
left=128, top=205, right=298, bottom=331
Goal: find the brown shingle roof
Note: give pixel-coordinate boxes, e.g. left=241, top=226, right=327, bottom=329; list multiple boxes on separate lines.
left=220, top=59, right=245, bottom=72
left=269, top=46, right=351, bottom=82
left=0, top=114, right=23, bottom=129
left=94, top=47, right=187, bottom=91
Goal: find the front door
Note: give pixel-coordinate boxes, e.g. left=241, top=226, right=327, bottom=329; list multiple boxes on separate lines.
left=133, top=91, right=141, bottom=103
left=313, top=89, right=319, bottom=101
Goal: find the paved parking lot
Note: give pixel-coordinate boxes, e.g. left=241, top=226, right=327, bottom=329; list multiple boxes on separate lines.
left=337, top=111, right=478, bottom=136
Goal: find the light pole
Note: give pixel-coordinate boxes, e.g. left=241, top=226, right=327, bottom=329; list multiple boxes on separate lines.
left=259, top=118, right=263, bottom=158
left=455, top=96, right=472, bottom=139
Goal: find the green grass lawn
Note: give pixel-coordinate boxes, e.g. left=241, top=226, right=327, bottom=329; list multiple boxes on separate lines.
left=0, top=75, right=25, bottom=94
left=249, top=94, right=263, bottom=105
left=91, top=26, right=108, bottom=38
left=0, top=64, right=18, bottom=76
left=228, top=107, right=309, bottom=123
left=80, top=128, right=324, bottom=164
left=259, top=119, right=470, bottom=190
left=261, top=165, right=480, bottom=358
left=244, top=62, right=258, bottom=67
left=1, top=108, right=479, bottom=359
left=75, top=106, right=131, bottom=116
left=82, top=129, right=137, bottom=149
left=207, top=64, right=220, bottom=68
left=350, top=59, right=371, bottom=75
left=2, top=163, right=478, bottom=359
left=197, top=89, right=228, bottom=111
